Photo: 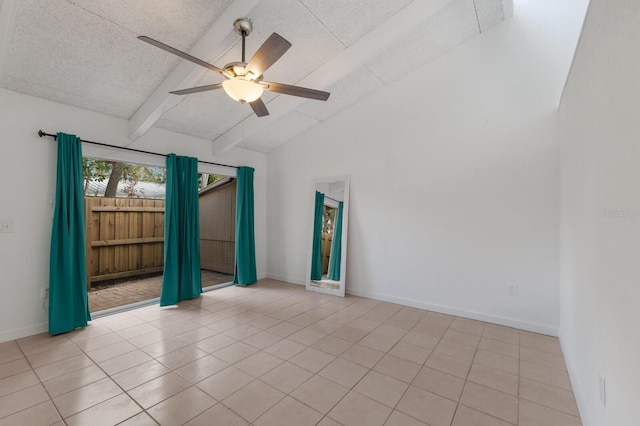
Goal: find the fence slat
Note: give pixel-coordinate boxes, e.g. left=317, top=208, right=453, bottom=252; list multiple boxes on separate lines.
left=87, top=198, right=100, bottom=279
left=99, top=198, right=114, bottom=275
left=129, top=199, right=143, bottom=271
left=154, top=199, right=164, bottom=268
left=85, top=197, right=165, bottom=286
left=114, top=199, right=127, bottom=273
left=141, top=199, right=155, bottom=269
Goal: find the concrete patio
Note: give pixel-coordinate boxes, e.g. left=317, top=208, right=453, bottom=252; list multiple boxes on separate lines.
left=88, top=270, right=233, bottom=313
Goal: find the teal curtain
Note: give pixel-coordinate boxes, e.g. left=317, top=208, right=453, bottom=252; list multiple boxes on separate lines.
left=160, top=154, right=202, bottom=306
left=49, top=133, right=91, bottom=335
left=327, top=201, right=344, bottom=281
left=310, top=191, right=325, bottom=280
left=233, top=167, right=257, bottom=286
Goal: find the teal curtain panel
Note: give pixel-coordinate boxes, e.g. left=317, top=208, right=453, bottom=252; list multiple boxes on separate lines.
left=160, top=154, right=202, bottom=306
left=49, top=132, right=91, bottom=335
left=327, top=201, right=344, bottom=281
left=311, top=191, right=325, bottom=281
left=233, top=167, right=257, bottom=286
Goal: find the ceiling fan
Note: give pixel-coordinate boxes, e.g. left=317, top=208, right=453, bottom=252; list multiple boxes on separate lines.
left=138, top=18, right=330, bottom=117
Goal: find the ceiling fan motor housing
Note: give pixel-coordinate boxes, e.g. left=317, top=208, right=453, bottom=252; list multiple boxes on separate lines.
left=223, top=61, right=262, bottom=81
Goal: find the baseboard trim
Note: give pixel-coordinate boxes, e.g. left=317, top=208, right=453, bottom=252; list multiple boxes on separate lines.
left=265, top=274, right=305, bottom=286
left=0, top=322, right=48, bottom=343
left=346, top=287, right=558, bottom=336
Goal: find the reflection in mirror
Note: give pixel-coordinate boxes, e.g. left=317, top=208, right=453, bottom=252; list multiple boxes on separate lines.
left=306, top=177, right=349, bottom=297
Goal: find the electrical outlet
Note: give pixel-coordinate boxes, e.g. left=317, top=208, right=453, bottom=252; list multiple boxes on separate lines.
left=508, top=285, right=518, bottom=296
left=0, top=220, right=14, bottom=233
left=599, top=375, right=607, bottom=406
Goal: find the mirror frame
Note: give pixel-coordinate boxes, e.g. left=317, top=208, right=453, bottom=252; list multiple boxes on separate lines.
left=305, top=175, right=350, bottom=297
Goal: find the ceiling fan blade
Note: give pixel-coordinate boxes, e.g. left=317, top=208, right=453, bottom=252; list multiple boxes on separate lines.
left=249, top=98, right=269, bottom=117
left=170, top=83, right=223, bottom=95
left=262, top=81, right=330, bottom=101
left=138, top=36, right=227, bottom=76
left=245, top=33, right=292, bottom=78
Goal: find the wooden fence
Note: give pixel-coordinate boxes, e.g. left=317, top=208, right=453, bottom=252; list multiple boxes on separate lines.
left=85, top=197, right=165, bottom=286
left=321, top=232, right=333, bottom=275
left=199, top=179, right=236, bottom=274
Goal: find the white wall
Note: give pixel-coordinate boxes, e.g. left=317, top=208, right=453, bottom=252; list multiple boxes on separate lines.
left=267, top=0, right=587, bottom=335
left=559, top=0, right=640, bottom=424
left=0, top=88, right=267, bottom=342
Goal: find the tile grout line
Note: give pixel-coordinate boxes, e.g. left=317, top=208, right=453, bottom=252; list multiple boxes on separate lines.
left=7, top=339, right=67, bottom=424
left=69, top=326, right=155, bottom=425
left=448, top=317, right=478, bottom=425
left=1, top=281, right=579, bottom=426
left=213, top=294, right=356, bottom=424
left=273, top=301, right=400, bottom=425
left=391, top=314, right=448, bottom=417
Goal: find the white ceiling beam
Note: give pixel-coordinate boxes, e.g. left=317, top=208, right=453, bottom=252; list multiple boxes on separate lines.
left=128, top=0, right=262, bottom=140
left=211, top=0, right=453, bottom=155
left=0, top=0, right=18, bottom=79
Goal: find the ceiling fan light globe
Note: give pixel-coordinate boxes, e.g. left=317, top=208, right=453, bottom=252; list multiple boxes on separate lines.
left=222, top=78, right=263, bottom=103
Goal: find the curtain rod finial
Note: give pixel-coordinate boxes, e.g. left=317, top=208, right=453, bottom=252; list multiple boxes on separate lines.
left=38, top=130, right=45, bottom=137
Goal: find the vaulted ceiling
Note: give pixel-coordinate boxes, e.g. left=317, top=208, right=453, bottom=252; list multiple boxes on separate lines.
left=0, top=0, right=509, bottom=154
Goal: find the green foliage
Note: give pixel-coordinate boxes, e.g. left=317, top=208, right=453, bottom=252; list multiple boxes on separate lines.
left=323, top=205, right=336, bottom=234
left=82, top=157, right=166, bottom=197
left=127, top=164, right=166, bottom=184
left=82, top=157, right=111, bottom=183
left=197, top=173, right=227, bottom=188
left=83, top=157, right=228, bottom=198
left=207, top=174, right=225, bottom=185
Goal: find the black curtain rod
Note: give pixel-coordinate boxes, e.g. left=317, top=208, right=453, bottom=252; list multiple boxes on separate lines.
left=37, top=130, right=239, bottom=169
left=325, top=195, right=341, bottom=203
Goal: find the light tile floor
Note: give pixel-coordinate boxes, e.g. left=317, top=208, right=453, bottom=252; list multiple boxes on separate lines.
left=0, top=279, right=582, bottom=426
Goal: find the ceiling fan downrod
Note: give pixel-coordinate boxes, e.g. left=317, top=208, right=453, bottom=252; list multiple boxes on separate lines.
left=233, top=18, right=254, bottom=63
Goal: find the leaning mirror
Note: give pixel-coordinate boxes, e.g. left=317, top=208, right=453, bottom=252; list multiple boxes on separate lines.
left=306, top=176, right=349, bottom=297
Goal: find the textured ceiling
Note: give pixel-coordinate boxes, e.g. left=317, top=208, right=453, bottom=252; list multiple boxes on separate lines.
left=0, top=0, right=509, bottom=153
